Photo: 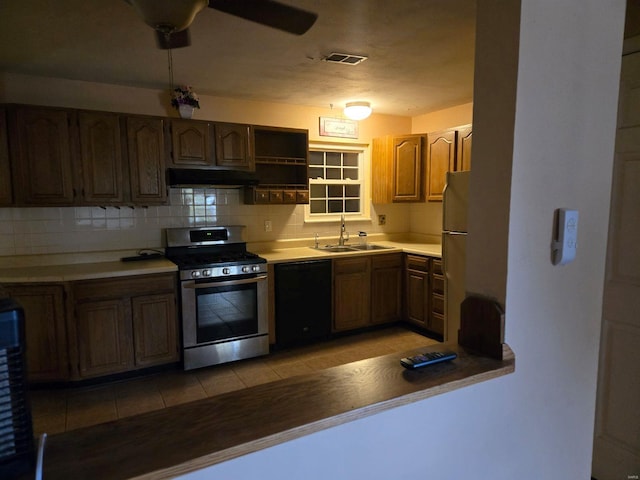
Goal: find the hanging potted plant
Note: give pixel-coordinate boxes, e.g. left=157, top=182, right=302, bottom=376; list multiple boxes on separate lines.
left=171, top=85, right=200, bottom=119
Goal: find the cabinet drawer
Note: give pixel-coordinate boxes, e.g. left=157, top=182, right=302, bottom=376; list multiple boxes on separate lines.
left=254, top=189, right=270, bottom=204
left=406, top=254, right=429, bottom=272
left=334, top=256, right=370, bottom=275
left=74, top=273, right=176, bottom=301
left=296, top=190, right=309, bottom=204
left=432, top=293, right=445, bottom=315
left=430, top=312, right=445, bottom=335
left=432, top=273, right=444, bottom=294
left=269, top=190, right=283, bottom=203
left=372, top=253, right=403, bottom=269
left=283, top=190, right=297, bottom=204
left=432, top=258, right=443, bottom=275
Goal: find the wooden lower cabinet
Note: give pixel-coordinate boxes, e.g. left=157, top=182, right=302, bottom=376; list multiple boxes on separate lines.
left=404, top=254, right=444, bottom=336
left=333, top=256, right=371, bottom=332
left=4, top=284, right=69, bottom=382
left=132, top=293, right=178, bottom=367
left=371, top=253, right=403, bottom=324
left=71, top=273, right=179, bottom=380
left=333, top=253, right=403, bottom=332
left=430, top=258, right=445, bottom=336
left=75, top=298, right=134, bottom=378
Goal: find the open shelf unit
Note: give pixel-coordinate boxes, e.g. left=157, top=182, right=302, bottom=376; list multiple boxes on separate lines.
left=245, top=126, right=309, bottom=204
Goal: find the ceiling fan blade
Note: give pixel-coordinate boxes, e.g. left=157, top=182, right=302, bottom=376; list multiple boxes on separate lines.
left=155, top=29, right=191, bottom=49
left=208, top=0, right=317, bottom=35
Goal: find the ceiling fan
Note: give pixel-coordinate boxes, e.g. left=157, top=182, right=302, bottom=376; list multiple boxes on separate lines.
left=126, top=0, right=318, bottom=49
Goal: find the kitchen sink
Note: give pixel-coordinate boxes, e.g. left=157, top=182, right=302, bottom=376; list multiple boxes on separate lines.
left=313, top=245, right=355, bottom=252
left=311, top=244, right=393, bottom=253
left=348, top=244, right=392, bottom=251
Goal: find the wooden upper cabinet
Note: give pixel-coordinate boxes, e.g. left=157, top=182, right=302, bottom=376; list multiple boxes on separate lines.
left=126, top=116, right=168, bottom=205
left=393, top=135, right=424, bottom=202
left=169, top=119, right=215, bottom=167
left=0, top=108, right=12, bottom=205
left=9, top=106, right=76, bottom=205
left=456, top=125, right=473, bottom=172
left=426, top=129, right=456, bottom=201
left=371, top=134, right=425, bottom=204
left=215, top=122, right=254, bottom=170
left=77, top=111, right=125, bottom=204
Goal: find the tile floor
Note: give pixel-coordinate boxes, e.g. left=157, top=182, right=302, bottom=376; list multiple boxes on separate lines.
left=29, top=326, right=438, bottom=437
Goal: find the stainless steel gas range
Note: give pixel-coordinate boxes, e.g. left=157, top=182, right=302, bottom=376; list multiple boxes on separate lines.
left=165, top=226, right=268, bottom=370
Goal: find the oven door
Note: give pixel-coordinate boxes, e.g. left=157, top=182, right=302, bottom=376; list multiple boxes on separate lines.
left=181, top=274, right=268, bottom=348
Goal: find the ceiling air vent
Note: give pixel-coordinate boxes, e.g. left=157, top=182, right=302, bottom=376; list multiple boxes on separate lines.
left=323, top=52, right=368, bottom=65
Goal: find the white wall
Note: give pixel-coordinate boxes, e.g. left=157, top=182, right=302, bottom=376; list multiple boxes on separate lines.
left=179, top=1, right=625, bottom=479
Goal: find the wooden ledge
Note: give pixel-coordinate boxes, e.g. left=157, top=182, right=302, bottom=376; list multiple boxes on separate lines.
left=36, top=344, right=515, bottom=480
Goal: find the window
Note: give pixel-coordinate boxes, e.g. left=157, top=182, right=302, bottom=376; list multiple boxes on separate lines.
left=306, top=144, right=369, bottom=221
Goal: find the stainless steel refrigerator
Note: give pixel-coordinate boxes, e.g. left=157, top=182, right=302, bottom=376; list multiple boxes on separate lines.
left=442, top=171, right=470, bottom=343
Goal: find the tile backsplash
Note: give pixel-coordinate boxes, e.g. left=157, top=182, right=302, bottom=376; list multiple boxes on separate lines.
left=0, top=188, right=413, bottom=256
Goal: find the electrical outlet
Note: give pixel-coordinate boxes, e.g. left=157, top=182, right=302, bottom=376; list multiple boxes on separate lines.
left=378, top=214, right=386, bottom=225
left=264, top=220, right=272, bottom=232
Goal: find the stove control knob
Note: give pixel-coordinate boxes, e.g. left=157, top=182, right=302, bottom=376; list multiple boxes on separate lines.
left=202, top=269, right=211, bottom=277
left=252, top=265, right=260, bottom=272
left=191, top=271, right=201, bottom=278
left=242, top=266, right=250, bottom=273
left=222, top=267, right=231, bottom=275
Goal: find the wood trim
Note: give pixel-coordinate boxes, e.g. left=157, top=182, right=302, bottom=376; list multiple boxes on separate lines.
left=37, top=344, right=515, bottom=480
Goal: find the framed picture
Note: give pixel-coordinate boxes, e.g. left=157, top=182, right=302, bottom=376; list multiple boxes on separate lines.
left=319, top=116, right=359, bottom=139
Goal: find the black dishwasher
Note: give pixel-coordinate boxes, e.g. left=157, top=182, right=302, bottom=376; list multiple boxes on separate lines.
left=274, top=260, right=332, bottom=348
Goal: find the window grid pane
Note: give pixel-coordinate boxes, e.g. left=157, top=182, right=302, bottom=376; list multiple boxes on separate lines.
left=308, top=149, right=362, bottom=216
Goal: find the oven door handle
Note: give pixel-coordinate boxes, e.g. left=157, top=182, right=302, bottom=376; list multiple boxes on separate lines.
left=184, top=275, right=268, bottom=289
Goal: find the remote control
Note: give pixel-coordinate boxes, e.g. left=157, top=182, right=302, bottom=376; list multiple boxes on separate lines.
left=400, top=350, right=457, bottom=370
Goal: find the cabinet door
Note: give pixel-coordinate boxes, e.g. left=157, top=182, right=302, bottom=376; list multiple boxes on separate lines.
left=10, top=107, right=76, bottom=205
left=371, top=136, right=394, bottom=204
left=405, top=255, right=430, bottom=328
left=371, top=254, right=403, bottom=324
left=126, top=116, right=168, bottom=204
left=170, top=119, right=215, bottom=167
left=215, top=123, right=254, bottom=170
left=0, top=108, right=12, bottom=205
left=406, top=270, right=429, bottom=328
left=426, top=129, right=456, bottom=201
left=393, top=135, right=423, bottom=202
left=333, top=257, right=371, bottom=332
left=5, top=284, right=69, bottom=382
left=132, top=293, right=178, bottom=367
left=75, top=299, right=134, bottom=378
left=456, top=125, right=473, bottom=171
left=78, top=111, right=125, bottom=204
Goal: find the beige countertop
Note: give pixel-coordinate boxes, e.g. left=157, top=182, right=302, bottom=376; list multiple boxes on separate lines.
left=0, top=236, right=441, bottom=283
left=0, top=250, right=177, bottom=283
left=251, top=237, right=442, bottom=264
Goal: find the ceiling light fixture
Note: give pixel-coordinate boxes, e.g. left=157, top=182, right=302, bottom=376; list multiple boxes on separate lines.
left=126, top=0, right=207, bottom=32
left=344, top=101, right=372, bottom=120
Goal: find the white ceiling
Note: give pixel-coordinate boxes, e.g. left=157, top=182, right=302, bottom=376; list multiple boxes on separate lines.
left=0, top=0, right=476, bottom=117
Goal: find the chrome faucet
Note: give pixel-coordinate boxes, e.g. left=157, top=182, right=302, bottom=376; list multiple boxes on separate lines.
left=338, top=214, right=348, bottom=246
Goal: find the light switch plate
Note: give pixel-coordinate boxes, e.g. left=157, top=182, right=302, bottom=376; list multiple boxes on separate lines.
left=551, top=208, right=579, bottom=265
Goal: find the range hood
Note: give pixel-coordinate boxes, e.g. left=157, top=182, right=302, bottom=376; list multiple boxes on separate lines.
left=167, top=168, right=259, bottom=188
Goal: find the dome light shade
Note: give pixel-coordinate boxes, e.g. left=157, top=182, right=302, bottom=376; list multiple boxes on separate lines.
left=127, top=0, right=207, bottom=32
left=344, top=101, right=372, bottom=120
